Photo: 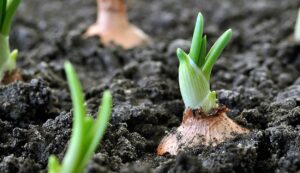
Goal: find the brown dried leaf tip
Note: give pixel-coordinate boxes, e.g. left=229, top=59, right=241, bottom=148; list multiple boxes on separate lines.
left=1, top=69, right=22, bottom=85
left=84, top=0, right=151, bottom=49
left=157, top=106, right=249, bottom=156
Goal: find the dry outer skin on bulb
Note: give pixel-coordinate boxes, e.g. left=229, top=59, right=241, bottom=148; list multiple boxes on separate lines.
left=157, top=106, right=249, bottom=155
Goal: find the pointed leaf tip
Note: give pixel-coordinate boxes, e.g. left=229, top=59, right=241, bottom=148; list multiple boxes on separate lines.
left=101, top=90, right=112, bottom=108
left=225, top=29, right=233, bottom=38
left=64, top=61, right=71, bottom=69
left=177, top=48, right=188, bottom=63
left=197, top=12, right=204, bottom=21
left=221, top=29, right=233, bottom=42
left=10, top=49, right=18, bottom=61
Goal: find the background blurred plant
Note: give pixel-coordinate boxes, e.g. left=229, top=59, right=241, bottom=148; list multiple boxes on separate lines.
left=48, top=62, right=112, bottom=173
left=84, top=0, right=150, bottom=49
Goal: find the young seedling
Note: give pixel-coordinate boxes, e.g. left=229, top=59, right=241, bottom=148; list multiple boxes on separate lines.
left=0, top=0, right=22, bottom=84
left=294, top=8, right=300, bottom=42
left=84, top=0, right=150, bottom=49
left=157, top=13, right=249, bottom=156
left=48, top=62, right=112, bottom=173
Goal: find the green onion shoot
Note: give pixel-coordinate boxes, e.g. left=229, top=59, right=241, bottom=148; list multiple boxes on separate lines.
left=157, top=12, right=248, bottom=156
left=177, top=13, right=232, bottom=112
left=48, top=62, right=112, bottom=173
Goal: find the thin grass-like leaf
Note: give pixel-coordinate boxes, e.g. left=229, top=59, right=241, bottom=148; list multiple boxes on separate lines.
left=82, top=91, right=112, bottom=171
left=61, top=61, right=86, bottom=173
left=202, top=29, right=232, bottom=80
left=189, top=13, right=204, bottom=66
left=48, top=62, right=112, bottom=173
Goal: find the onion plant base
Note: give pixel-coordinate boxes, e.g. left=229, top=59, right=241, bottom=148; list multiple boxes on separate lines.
left=85, top=23, right=150, bottom=49
left=157, top=106, right=249, bottom=156
left=84, top=0, right=151, bottom=49
left=1, top=69, right=22, bottom=85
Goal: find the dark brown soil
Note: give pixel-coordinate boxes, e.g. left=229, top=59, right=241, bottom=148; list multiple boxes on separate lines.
left=0, top=0, right=300, bottom=172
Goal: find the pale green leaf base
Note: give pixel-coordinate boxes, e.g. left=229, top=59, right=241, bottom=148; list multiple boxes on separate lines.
left=0, top=34, right=17, bottom=81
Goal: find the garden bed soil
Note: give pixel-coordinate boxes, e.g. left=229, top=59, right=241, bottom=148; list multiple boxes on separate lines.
left=0, top=0, right=300, bottom=172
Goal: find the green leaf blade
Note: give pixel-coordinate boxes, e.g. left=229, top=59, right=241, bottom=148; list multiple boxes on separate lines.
left=202, top=29, right=232, bottom=80
left=189, top=12, right=204, bottom=66
left=0, top=0, right=7, bottom=31
left=198, top=35, right=207, bottom=68
left=64, top=61, right=86, bottom=132
left=61, top=61, right=87, bottom=173
left=1, top=0, right=20, bottom=35
left=81, top=91, right=112, bottom=172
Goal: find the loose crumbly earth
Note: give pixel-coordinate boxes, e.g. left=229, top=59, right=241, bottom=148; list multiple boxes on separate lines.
left=0, top=0, right=300, bottom=172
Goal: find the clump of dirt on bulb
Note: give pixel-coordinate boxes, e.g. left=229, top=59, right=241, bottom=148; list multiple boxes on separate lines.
left=84, top=0, right=151, bottom=49
left=157, top=106, right=249, bottom=156
left=1, top=69, right=22, bottom=85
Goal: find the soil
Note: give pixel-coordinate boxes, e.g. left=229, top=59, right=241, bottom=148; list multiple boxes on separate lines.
left=0, top=0, right=300, bottom=172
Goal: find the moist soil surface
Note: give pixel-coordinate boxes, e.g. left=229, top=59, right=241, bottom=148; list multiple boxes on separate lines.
left=1, top=0, right=300, bottom=172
